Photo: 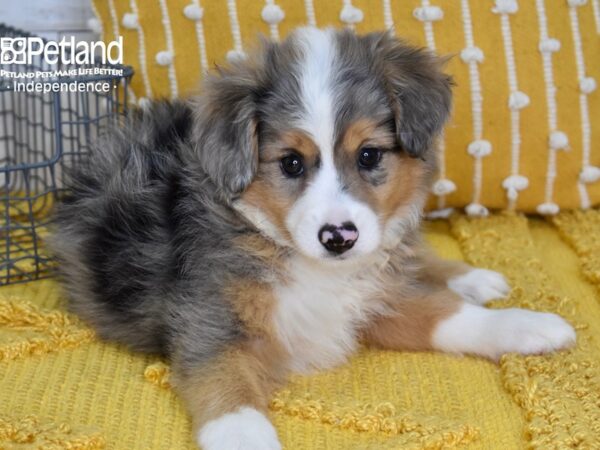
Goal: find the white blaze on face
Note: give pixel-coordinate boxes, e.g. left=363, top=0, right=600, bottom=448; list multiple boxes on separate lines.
left=286, top=27, right=381, bottom=260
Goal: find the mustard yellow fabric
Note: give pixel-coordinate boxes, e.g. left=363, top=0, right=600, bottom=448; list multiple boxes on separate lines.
left=2, top=212, right=600, bottom=449
left=91, top=0, right=600, bottom=214
left=553, top=209, right=600, bottom=285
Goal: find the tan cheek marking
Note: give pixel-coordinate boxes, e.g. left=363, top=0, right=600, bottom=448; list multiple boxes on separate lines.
left=241, top=130, right=319, bottom=240
left=336, top=118, right=397, bottom=207
left=241, top=178, right=293, bottom=240
left=376, top=156, right=427, bottom=220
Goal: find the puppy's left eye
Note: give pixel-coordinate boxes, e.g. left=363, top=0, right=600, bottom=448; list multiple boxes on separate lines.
left=280, top=153, right=305, bottom=178
left=357, top=147, right=382, bottom=170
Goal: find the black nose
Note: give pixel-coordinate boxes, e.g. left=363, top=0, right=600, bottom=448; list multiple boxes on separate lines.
left=318, top=222, right=359, bottom=255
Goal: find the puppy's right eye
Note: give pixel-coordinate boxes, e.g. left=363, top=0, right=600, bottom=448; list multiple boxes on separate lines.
left=357, top=147, right=382, bottom=170
left=280, top=153, right=304, bottom=178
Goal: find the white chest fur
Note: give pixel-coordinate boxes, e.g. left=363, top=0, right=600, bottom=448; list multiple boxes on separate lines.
left=272, top=255, right=384, bottom=373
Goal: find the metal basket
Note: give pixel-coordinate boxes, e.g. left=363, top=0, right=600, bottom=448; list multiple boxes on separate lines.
left=1, top=23, right=134, bottom=285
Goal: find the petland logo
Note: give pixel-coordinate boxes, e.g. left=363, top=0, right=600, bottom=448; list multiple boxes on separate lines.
left=0, top=36, right=124, bottom=93
left=0, top=36, right=123, bottom=65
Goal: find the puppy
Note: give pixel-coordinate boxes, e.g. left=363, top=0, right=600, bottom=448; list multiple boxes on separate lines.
left=50, top=28, right=575, bottom=450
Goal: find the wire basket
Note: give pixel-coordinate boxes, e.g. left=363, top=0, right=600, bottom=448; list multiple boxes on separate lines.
left=1, top=23, right=134, bottom=285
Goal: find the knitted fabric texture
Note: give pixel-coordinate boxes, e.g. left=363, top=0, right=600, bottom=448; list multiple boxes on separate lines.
left=90, top=0, right=600, bottom=214
left=1, top=213, right=600, bottom=449
left=552, top=209, right=600, bottom=286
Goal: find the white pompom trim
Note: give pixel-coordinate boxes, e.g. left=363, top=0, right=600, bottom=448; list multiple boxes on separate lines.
left=508, top=91, right=530, bottom=110
left=502, top=174, right=529, bottom=191
left=226, top=49, right=247, bottom=63
left=432, top=179, right=457, bottom=196
left=465, top=203, right=489, bottom=217
left=549, top=131, right=569, bottom=150
left=340, top=4, right=364, bottom=24
left=122, top=12, right=138, bottom=29
left=183, top=4, right=204, bottom=21
left=262, top=4, right=285, bottom=25
left=460, top=47, right=484, bottom=63
left=413, top=5, right=444, bottom=22
left=425, top=207, right=455, bottom=219
left=579, top=77, right=597, bottom=94
left=536, top=202, right=560, bottom=215
left=155, top=50, right=173, bottom=66
left=492, top=0, right=518, bottom=14
left=138, top=97, right=152, bottom=109
left=503, top=174, right=529, bottom=200
left=579, top=166, right=600, bottom=184
left=467, top=140, right=492, bottom=158
left=87, top=18, right=102, bottom=34
left=539, top=38, right=560, bottom=53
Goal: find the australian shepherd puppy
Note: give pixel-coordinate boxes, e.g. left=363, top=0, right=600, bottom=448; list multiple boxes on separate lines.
left=51, top=28, right=575, bottom=450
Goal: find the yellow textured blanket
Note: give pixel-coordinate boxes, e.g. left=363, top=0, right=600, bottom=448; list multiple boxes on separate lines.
left=1, top=212, right=599, bottom=449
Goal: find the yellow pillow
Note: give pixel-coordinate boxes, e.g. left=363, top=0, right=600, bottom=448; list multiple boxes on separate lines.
left=91, top=0, right=600, bottom=214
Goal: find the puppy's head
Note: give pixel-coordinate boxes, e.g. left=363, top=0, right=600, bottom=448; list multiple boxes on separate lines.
left=194, top=28, right=452, bottom=261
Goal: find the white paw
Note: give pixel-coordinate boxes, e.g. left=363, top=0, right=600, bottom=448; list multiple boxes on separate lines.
left=198, top=407, right=281, bottom=450
left=433, top=304, right=576, bottom=361
left=492, top=309, right=577, bottom=359
left=448, top=269, right=510, bottom=305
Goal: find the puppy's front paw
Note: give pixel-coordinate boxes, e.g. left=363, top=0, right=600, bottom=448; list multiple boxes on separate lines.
left=448, top=269, right=510, bottom=305
left=198, top=407, right=281, bottom=450
left=495, top=309, right=576, bottom=358
left=433, top=304, right=576, bottom=361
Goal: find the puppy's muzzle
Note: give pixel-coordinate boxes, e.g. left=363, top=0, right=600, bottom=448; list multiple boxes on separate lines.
left=318, top=222, right=359, bottom=255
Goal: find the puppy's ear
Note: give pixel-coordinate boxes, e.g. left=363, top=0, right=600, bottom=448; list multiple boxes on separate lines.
left=371, top=32, right=453, bottom=158
left=192, top=57, right=265, bottom=196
